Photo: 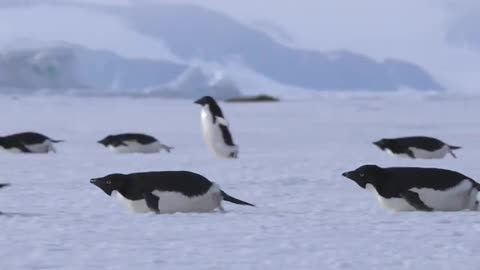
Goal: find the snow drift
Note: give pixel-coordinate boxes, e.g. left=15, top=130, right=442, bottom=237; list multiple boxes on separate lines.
left=0, top=46, right=85, bottom=91
left=0, top=43, right=244, bottom=99
left=143, top=67, right=242, bottom=100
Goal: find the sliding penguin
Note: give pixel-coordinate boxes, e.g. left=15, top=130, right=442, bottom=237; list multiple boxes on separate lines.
left=373, top=136, right=461, bottom=159
left=97, top=133, right=173, bottom=154
left=194, top=96, right=238, bottom=159
left=90, top=170, right=255, bottom=214
left=0, top=132, right=63, bottom=153
left=342, top=164, right=480, bottom=212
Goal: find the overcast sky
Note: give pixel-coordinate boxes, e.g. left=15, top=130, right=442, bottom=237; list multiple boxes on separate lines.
left=1, top=0, right=479, bottom=91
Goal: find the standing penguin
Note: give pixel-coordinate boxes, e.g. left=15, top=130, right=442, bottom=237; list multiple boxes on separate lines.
left=373, top=136, right=461, bottom=159
left=97, top=133, right=173, bottom=154
left=194, top=96, right=239, bottom=159
left=342, top=164, right=480, bottom=212
left=90, top=170, right=255, bottom=214
left=0, top=132, right=63, bottom=153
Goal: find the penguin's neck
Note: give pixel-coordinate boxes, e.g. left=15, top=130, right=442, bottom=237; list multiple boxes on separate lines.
left=365, top=183, right=378, bottom=193
left=201, top=105, right=214, bottom=121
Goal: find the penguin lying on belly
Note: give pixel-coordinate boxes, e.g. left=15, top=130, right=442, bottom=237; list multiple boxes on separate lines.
left=97, top=133, right=173, bottom=154
left=90, top=170, right=255, bottom=214
left=373, top=136, right=461, bottom=159
left=342, top=165, right=480, bottom=212
left=0, top=132, right=63, bottom=153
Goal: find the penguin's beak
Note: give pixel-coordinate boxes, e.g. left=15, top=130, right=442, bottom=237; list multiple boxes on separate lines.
left=194, top=97, right=205, bottom=105
left=89, top=178, right=113, bottom=195
left=372, top=141, right=383, bottom=149
left=342, top=171, right=353, bottom=178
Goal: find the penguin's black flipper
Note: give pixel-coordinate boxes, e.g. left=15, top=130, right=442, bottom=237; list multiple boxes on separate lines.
left=112, top=141, right=128, bottom=147
left=405, top=149, right=415, bottom=159
left=401, top=191, right=433, bottom=211
left=143, top=193, right=160, bottom=213
left=17, top=143, right=32, bottom=153
left=218, top=125, right=235, bottom=146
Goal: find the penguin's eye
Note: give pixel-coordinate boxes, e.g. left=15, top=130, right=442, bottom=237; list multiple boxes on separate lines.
left=359, top=173, right=365, bottom=177
left=106, top=180, right=111, bottom=185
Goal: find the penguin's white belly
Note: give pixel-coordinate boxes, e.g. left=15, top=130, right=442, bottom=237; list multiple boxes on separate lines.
left=366, top=181, right=478, bottom=212
left=108, top=141, right=161, bottom=154
left=112, top=185, right=223, bottom=214
left=385, top=146, right=449, bottom=159
left=411, top=180, right=477, bottom=211
left=113, top=191, right=152, bottom=213
left=0, top=146, right=24, bottom=153
left=409, top=146, right=449, bottom=159
left=0, top=141, right=53, bottom=153
left=25, top=141, right=53, bottom=153
left=366, top=184, right=416, bottom=211
left=200, top=109, right=238, bottom=158
left=384, top=149, right=411, bottom=159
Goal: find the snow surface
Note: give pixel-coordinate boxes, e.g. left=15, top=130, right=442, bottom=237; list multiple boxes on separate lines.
left=1, top=94, right=480, bottom=270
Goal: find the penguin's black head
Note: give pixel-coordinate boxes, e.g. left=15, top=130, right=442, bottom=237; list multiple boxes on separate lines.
left=373, top=139, right=392, bottom=150
left=194, top=96, right=216, bottom=106
left=97, top=136, right=111, bottom=146
left=342, top=165, right=385, bottom=189
left=90, top=173, right=128, bottom=196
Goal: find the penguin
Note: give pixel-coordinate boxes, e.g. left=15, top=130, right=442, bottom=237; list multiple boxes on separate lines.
left=97, top=133, right=173, bottom=154
left=90, top=170, right=255, bottom=214
left=194, top=96, right=239, bottom=159
left=0, top=132, right=63, bottom=153
left=373, top=136, right=461, bottom=159
left=342, top=164, right=480, bottom=212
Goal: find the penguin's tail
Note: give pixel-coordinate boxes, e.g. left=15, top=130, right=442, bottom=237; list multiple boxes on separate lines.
left=448, top=145, right=461, bottom=158
left=161, top=144, right=174, bottom=153
left=49, top=138, right=64, bottom=143
left=221, top=190, right=255, bottom=207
